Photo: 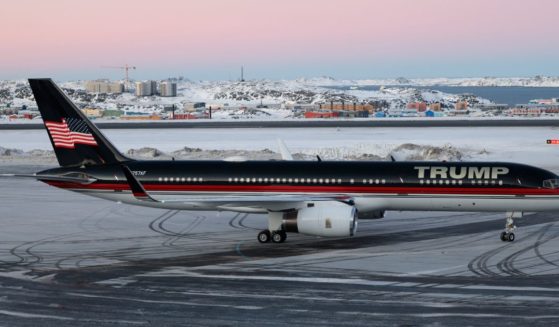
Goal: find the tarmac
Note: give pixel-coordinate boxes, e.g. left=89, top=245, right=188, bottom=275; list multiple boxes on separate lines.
left=1, top=166, right=559, bottom=326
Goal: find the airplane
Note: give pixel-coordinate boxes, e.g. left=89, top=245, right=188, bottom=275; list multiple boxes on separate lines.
left=5, top=78, right=559, bottom=244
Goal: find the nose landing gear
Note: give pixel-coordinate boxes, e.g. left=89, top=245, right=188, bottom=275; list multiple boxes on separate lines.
left=500, top=230, right=515, bottom=242
left=500, top=213, right=519, bottom=242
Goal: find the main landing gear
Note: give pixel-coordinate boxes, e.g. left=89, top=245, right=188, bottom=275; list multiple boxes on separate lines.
left=500, top=213, right=519, bottom=242
left=257, top=230, right=287, bottom=243
left=258, top=212, right=287, bottom=243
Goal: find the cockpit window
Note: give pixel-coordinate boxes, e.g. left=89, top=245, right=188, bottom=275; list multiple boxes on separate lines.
left=62, top=172, right=91, bottom=179
left=543, top=179, right=559, bottom=189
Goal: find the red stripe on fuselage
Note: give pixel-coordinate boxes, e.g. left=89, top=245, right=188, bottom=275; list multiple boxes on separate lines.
left=43, top=181, right=559, bottom=196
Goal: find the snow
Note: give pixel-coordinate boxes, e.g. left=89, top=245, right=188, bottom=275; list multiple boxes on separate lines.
left=0, top=78, right=492, bottom=117
left=299, top=76, right=559, bottom=88
left=3, top=76, right=558, bottom=122
left=0, top=126, right=558, bottom=171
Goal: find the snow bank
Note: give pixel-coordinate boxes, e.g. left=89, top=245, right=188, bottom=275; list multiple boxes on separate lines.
left=0, top=143, right=472, bottom=165
left=0, top=146, right=56, bottom=165
left=391, top=143, right=465, bottom=161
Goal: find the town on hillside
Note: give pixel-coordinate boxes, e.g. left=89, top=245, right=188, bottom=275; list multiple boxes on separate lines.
left=1, top=78, right=559, bottom=121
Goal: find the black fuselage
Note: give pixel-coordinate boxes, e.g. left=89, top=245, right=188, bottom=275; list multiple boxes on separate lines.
left=41, top=160, right=557, bottom=192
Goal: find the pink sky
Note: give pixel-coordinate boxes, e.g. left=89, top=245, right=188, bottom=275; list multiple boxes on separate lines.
left=1, top=0, right=558, bottom=79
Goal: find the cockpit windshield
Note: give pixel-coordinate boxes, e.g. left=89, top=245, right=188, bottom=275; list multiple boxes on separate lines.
left=62, top=172, right=91, bottom=179
left=543, top=179, right=559, bottom=189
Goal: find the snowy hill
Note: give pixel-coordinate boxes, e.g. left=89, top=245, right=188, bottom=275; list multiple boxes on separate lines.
left=6, top=75, right=558, bottom=119
left=0, top=78, right=493, bottom=116
left=301, top=76, right=559, bottom=87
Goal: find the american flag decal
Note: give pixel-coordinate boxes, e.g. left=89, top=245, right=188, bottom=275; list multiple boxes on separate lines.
left=44, top=118, right=98, bottom=149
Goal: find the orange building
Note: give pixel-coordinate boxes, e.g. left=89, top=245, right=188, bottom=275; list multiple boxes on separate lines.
left=304, top=111, right=339, bottom=118
left=120, top=114, right=162, bottom=120
left=455, top=101, right=468, bottom=110
left=429, top=103, right=442, bottom=111
left=407, top=102, right=427, bottom=112
left=319, top=103, right=374, bottom=112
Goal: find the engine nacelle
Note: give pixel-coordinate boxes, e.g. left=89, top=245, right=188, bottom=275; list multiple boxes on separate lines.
left=282, top=201, right=358, bottom=237
left=358, top=210, right=385, bottom=220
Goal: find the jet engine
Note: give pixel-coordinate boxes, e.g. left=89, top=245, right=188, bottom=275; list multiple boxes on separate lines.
left=282, top=201, right=358, bottom=237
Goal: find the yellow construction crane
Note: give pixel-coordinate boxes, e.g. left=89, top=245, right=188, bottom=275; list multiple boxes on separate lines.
left=101, top=64, right=136, bottom=91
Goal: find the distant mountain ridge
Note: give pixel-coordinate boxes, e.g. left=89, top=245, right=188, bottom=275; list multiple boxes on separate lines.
left=301, top=76, right=559, bottom=87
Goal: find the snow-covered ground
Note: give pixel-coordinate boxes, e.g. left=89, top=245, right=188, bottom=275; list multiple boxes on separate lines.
left=3, top=76, right=558, bottom=121
left=1, top=126, right=558, bottom=172
left=0, top=78, right=493, bottom=116
left=2, top=125, right=559, bottom=325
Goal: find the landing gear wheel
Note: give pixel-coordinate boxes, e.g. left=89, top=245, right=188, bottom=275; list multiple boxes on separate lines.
left=279, top=230, right=287, bottom=242
left=501, top=214, right=518, bottom=242
left=258, top=230, right=271, bottom=243
left=271, top=231, right=287, bottom=243
left=500, top=231, right=507, bottom=242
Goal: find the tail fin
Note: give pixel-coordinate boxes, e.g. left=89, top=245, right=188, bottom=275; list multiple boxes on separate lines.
left=28, top=78, right=130, bottom=167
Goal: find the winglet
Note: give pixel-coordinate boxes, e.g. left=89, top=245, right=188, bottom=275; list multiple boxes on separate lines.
left=121, top=165, right=158, bottom=202
left=277, top=138, right=294, bottom=161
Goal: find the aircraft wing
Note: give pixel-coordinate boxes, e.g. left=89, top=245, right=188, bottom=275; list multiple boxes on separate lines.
left=156, top=195, right=351, bottom=212
left=121, top=165, right=352, bottom=210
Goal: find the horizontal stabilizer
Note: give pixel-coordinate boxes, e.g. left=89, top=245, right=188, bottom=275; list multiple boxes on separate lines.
left=0, top=173, right=97, bottom=184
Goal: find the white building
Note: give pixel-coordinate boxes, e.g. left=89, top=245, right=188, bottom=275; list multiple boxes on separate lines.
left=159, top=81, right=177, bottom=97
left=135, top=80, right=157, bottom=96
left=85, top=80, right=124, bottom=94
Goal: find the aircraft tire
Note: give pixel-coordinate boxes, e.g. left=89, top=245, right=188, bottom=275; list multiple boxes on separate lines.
left=258, top=230, right=271, bottom=243
left=271, top=231, right=285, bottom=243
left=500, top=232, right=508, bottom=242
left=279, top=230, right=287, bottom=243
